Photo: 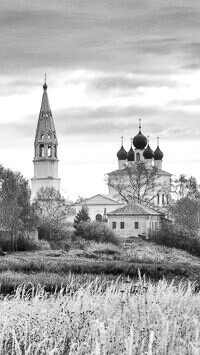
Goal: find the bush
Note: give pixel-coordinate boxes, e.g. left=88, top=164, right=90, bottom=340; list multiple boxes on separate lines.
left=75, top=221, right=120, bottom=245
left=149, top=224, right=200, bottom=257
left=73, top=206, right=90, bottom=229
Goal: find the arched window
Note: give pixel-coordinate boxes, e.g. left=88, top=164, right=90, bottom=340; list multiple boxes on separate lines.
left=40, top=133, right=44, bottom=139
left=53, top=132, right=56, bottom=139
left=55, top=145, right=57, bottom=158
left=136, top=152, right=140, bottom=161
left=95, top=214, right=102, bottom=222
left=48, top=144, right=52, bottom=157
left=48, top=132, right=51, bottom=139
left=39, top=144, right=44, bottom=157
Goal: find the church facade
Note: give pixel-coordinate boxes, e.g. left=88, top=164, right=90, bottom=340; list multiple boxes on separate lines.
left=31, top=80, right=60, bottom=199
left=107, top=119, right=172, bottom=212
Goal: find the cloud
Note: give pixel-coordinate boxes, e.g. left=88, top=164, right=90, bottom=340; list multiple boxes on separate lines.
left=0, top=0, right=200, bottom=75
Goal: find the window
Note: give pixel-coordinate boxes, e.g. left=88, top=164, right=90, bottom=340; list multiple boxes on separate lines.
left=48, top=133, right=51, bottom=139
left=134, top=221, right=139, bottom=229
left=39, top=144, right=44, bottom=157
left=162, top=194, right=165, bottom=205
left=48, top=144, right=52, bottom=157
left=157, top=193, right=160, bottom=205
left=166, top=194, right=169, bottom=205
left=40, top=133, right=44, bottom=139
left=120, top=221, right=125, bottom=229
left=55, top=145, right=57, bottom=158
left=136, top=152, right=140, bottom=161
left=112, top=222, right=116, bottom=229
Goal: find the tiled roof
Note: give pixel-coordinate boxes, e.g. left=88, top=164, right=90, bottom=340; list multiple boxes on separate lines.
left=107, top=203, right=164, bottom=216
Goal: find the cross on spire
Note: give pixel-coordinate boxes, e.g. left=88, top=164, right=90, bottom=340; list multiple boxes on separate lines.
left=43, top=73, right=47, bottom=91
left=139, top=118, right=141, bottom=132
left=121, top=136, right=124, bottom=146
left=157, top=136, right=160, bottom=146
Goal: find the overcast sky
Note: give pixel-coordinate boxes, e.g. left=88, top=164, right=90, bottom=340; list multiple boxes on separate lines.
left=1, top=0, right=200, bottom=200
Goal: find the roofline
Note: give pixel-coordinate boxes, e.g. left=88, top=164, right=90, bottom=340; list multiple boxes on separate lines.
left=107, top=212, right=165, bottom=216
left=75, top=193, right=123, bottom=206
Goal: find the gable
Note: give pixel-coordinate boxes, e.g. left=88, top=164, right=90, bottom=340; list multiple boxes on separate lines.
left=77, top=194, right=122, bottom=206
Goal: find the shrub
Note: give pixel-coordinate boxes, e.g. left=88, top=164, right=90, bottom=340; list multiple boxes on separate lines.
left=149, top=224, right=200, bottom=257
left=75, top=221, right=120, bottom=245
left=73, top=206, right=90, bottom=229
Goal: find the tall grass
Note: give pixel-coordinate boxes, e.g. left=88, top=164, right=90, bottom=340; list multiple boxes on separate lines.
left=0, top=277, right=200, bottom=354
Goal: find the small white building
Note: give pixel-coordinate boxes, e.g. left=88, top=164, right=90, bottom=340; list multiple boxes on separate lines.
left=107, top=203, right=164, bottom=238
left=75, top=194, right=124, bottom=221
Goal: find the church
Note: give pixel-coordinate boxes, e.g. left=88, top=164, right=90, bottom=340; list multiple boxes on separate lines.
left=31, top=80, right=172, bottom=237
left=107, top=119, right=172, bottom=211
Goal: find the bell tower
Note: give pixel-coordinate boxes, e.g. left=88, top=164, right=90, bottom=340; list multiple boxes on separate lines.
left=31, top=77, right=60, bottom=199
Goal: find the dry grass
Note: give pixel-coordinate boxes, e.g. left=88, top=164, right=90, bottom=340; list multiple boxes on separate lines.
left=0, top=277, right=200, bottom=354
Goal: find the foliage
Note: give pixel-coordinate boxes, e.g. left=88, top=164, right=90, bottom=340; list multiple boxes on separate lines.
left=170, top=197, right=200, bottom=232
left=75, top=221, right=120, bottom=245
left=1, top=279, right=200, bottom=353
left=149, top=222, right=200, bottom=257
left=73, top=205, right=90, bottom=229
left=106, top=162, right=170, bottom=205
left=0, top=165, right=36, bottom=250
left=33, top=187, right=72, bottom=240
left=172, top=174, right=200, bottom=200
left=0, top=234, right=51, bottom=252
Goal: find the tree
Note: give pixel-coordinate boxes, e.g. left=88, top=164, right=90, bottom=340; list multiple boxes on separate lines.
left=106, top=162, right=170, bottom=206
left=170, top=197, right=200, bottom=233
left=32, top=187, right=71, bottom=240
left=172, top=174, right=200, bottom=201
left=73, top=206, right=90, bottom=229
left=0, top=165, right=34, bottom=250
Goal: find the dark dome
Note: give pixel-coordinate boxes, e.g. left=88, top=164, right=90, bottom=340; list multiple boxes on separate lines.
left=154, top=146, right=163, bottom=160
left=127, top=146, right=135, bottom=161
left=143, top=144, right=154, bottom=159
left=133, top=131, right=147, bottom=150
left=117, top=146, right=127, bottom=160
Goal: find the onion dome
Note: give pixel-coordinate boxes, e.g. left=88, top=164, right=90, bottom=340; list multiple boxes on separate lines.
left=133, top=119, right=147, bottom=149
left=143, top=144, right=154, bottom=159
left=154, top=146, right=163, bottom=160
left=154, top=137, right=163, bottom=160
left=117, top=136, right=127, bottom=160
left=127, top=138, right=135, bottom=161
left=117, top=145, right=127, bottom=160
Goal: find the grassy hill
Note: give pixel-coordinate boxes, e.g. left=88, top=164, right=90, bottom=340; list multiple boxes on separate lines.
left=1, top=238, right=200, bottom=294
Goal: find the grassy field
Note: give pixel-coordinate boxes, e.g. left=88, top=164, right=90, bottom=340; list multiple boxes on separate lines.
left=0, top=277, right=200, bottom=354
left=1, top=239, right=200, bottom=294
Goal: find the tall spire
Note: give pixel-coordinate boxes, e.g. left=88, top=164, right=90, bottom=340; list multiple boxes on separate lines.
left=40, top=75, right=51, bottom=114
left=34, top=78, right=58, bottom=157
left=31, top=79, right=60, bottom=199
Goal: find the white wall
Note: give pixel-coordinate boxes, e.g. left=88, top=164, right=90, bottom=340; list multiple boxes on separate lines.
left=107, top=214, right=161, bottom=238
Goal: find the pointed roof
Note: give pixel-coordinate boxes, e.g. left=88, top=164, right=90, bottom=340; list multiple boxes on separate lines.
left=34, top=80, right=58, bottom=145
left=40, top=82, right=51, bottom=113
